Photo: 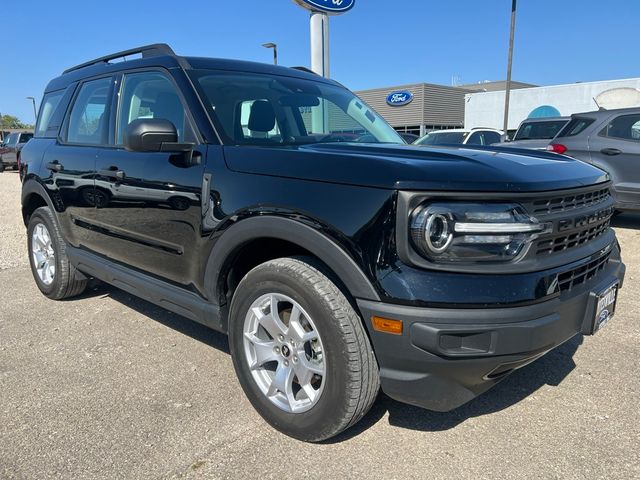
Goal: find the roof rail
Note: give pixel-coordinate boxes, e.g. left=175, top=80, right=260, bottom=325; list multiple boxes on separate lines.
left=291, top=66, right=319, bottom=76
left=63, top=43, right=177, bottom=74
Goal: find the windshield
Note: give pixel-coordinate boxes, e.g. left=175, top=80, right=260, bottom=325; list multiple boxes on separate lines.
left=415, top=131, right=468, bottom=145
left=514, top=120, right=568, bottom=140
left=190, top=70, right=404, bottom=146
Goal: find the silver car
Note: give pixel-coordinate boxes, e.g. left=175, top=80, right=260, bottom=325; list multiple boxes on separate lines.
left=505, top=117, right=569, bottom=150
left=547, top=107, right=640, bottom=211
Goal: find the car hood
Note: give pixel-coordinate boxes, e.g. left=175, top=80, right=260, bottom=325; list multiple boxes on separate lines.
left=223, top=143, right=609, bottom=192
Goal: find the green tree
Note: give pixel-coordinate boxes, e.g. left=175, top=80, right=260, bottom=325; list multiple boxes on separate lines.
left=0, top=114, right=33, bottom=129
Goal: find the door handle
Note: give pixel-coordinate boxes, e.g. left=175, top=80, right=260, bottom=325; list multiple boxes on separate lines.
left=98, top=168, right=125, bottom=180
left=600, top=148, right=622, bottom=156
left=46, top=161, right=64, bottom=172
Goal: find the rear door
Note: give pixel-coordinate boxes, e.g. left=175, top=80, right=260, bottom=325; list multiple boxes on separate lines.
left=41, top=75, right=115, bottom=248
left=588, top=112, right=640, bottom=208
left=91, top=69, right=206, bottom=286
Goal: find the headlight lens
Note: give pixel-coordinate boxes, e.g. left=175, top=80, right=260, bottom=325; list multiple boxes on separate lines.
left=410, top=202, right=551, bottom=263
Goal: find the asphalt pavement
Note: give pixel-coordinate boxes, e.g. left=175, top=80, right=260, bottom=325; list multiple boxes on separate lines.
left=0, top=170, right=638, bottom=479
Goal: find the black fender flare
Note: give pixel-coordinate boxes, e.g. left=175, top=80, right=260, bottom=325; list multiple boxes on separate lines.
left=21, top=178, right=60, bottom=225
left=204, top=216, right=381, bottom=304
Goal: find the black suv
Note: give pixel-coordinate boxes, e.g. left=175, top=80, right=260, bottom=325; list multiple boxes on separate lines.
left=20, top=44, right=625, bottom=442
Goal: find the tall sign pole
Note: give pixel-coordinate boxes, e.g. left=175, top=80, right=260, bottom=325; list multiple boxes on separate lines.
left=292, top=1, right=356, bottom=78
left=502, top=0, right=517, bottom=140
left=293, top=1, right=355, bottom=132
left=309, top=12, right=330, bottom=77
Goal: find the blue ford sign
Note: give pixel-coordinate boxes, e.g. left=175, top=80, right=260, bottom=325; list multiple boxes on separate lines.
left=292, top=0, right=356, bottom=15
left=386, top=90, right=414, bottom=107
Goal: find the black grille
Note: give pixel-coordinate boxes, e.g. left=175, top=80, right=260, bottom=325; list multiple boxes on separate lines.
left=531, top=188, right=610, bottom=215
left=558, top=251, right=611, bottom=293
left=536, top=219, right=611, bottom=255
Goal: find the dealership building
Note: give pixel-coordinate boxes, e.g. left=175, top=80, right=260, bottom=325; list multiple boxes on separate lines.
left=355, top=81, right=534, bottom=136
left=464, top=77, right=640, bottom=131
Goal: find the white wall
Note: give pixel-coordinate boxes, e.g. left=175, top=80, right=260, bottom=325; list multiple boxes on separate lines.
left=465, top=78, right=640, bottom=130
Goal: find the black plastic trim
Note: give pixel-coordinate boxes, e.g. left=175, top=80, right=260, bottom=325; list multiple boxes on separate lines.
left=204, top=216, right=381, bottom=304
left=66, top=246, right=224, bottom=333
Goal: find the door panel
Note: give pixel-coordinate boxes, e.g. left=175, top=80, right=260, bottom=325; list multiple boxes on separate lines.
left=588, top=114, right=640, bottom=208
left=92, top=148, right=205, bottom=284
left=41, top=144, right=100, bottom=248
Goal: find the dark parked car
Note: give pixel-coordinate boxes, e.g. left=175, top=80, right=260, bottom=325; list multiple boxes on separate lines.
left=548, top=108, right=640, bottom=211
left=20, top=44, right=625, bottom=441
left=503, top=117, right=570, bottom=150
left=0, top=131, right=33, bottom=172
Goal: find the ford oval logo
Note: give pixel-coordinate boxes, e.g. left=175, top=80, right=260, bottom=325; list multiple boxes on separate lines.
left=292, top=0, right=356, bottom=14
left=386, top=90, right=414, bottom=106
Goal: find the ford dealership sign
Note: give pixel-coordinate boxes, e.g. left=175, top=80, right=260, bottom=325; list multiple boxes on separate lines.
left=292, top=0, right=356, bottom=15
left=386, top=90, right=414, bottom=107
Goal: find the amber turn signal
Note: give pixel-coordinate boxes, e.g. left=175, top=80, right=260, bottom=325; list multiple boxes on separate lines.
left=372, top=316, right=403, bottom=335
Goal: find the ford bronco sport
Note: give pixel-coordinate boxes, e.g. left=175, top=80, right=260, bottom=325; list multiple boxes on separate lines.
left=20, top=44, right=625, bottom=442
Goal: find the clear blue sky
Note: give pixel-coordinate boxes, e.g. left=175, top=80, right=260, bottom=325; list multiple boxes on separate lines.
left=1, top=0, right=638, bottom=124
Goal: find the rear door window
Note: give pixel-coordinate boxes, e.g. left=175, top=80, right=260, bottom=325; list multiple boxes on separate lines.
left=599, top=114, right=640, bottom=142
left=556, top=118, right=594, bottom=138
left=66, top=77, right=113, bottom=145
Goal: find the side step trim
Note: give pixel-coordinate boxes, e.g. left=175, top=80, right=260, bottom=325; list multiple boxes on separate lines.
left=67, top=246, right=225, bottom=333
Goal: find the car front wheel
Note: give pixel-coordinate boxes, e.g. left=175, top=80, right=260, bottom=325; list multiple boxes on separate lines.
left=229, top=257, right=379, bottom=442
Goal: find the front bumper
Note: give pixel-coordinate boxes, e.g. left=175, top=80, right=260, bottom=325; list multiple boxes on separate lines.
left=358, top=248, right=626, bottom=412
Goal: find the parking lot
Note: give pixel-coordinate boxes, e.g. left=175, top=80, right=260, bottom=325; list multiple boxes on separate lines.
left=0, top=170, right=638, bottom=479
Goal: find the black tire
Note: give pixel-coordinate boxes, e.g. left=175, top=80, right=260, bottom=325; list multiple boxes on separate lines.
left=0, top=163, right=4, bottom=173
left=229, top=257, right=379, bottom=442
left=27, top=206, right=88, bottom=300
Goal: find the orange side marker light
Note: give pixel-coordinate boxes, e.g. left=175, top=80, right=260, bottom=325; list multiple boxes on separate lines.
left=372, top=316, right=403, bottom=335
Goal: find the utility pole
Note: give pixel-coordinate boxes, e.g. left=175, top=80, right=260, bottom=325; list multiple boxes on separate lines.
left=502, top=0, right=517, bottom=141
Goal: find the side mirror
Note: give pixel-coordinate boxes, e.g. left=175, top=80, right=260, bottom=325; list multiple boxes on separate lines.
left=124, top=118, right=193, bottom=153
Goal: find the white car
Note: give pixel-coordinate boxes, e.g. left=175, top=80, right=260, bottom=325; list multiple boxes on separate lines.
left=413, top=128, right=503, bottom=147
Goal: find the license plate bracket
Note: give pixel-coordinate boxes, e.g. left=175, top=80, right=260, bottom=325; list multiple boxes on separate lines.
left=590, top=282, right=619, bottom=334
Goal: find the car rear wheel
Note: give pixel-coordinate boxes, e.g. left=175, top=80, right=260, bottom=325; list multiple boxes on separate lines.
left=229, top=257, right=379, bottom=442
left=27, top=206, right=88, bottom=300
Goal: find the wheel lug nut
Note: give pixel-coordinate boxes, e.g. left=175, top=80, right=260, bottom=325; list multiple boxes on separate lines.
left=284, top=360, right=289, bottom=367
left=274, top=347, right=280, bottom=353
left=278, top=334, right=284, bottom=341
left=293, top=356, right=298, bottom=363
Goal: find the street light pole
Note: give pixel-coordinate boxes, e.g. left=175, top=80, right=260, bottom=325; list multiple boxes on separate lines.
left=262, top=43, right=278, bottom=65
left=502, top=0, right=517, bottom=140
left=26, top=97, right=38, bottom=123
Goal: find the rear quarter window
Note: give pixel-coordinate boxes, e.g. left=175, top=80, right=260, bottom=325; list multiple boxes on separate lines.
left=34, top=83, right=77, bottom=138
left=556, top=118, right=594, bottom=138
left=35, top=91, right=65, bottom=138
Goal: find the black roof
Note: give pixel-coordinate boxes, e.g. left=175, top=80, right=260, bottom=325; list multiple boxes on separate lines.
left=46, top=43, right=339, bottom=92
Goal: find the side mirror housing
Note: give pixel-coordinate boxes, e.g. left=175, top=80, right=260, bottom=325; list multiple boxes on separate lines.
left=124, top=118, right=193, bottom=153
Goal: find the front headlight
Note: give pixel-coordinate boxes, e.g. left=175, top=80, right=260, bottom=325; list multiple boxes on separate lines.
left=410, top=202, right=551, bottom=263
